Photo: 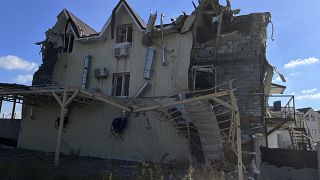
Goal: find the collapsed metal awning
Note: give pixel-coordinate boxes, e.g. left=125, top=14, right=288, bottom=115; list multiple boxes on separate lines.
left=270, top=83, right=286, bottom=95
left=0, top=81, right=243, bottom=177
left=0, top=84, right=131, bottom=166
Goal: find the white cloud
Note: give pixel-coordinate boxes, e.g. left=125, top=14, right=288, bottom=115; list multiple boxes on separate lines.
left=302, top=88, right=318, bottom=94
left=14, top=74, right=33, bottom=84
left=289, top=72, right=303, bottom=77
left=296, top=93, right=320, bottom=100
left=0, top=55, right=38, bottom=71
left=284, top=57, right=319, bottom=69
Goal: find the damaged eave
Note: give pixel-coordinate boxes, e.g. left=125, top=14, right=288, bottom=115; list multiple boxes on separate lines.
left=270, top=83, right=286, bottom=95
left=77, top=0, right=147, bottom=44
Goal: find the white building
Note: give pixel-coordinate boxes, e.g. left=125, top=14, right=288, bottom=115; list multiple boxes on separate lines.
left=297, top=107, right=320, bottom=142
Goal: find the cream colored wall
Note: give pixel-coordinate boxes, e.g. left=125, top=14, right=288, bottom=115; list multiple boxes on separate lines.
left=52, top=5, right=193, bottom=97
left=20, top=5, right=193, bottom=163
left=19, top=100, right=190, bottom=163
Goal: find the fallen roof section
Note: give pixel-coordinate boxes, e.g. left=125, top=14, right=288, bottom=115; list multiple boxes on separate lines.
left=270, top=83, right=286, bottom=95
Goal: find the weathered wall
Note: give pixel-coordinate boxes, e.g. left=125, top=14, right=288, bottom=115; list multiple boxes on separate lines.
left=52, top=5, right=193, bottom=97
left=192, top=13, right=270, bottom=126
left=21, top=5, right=194, bottom=164
left=260, top=147, right=319, bottom=179
left=261, top=164, right=318, bottom=180
left=19, top=100, right=190, bottom=164
left=0, top=119, right=21, bottom=140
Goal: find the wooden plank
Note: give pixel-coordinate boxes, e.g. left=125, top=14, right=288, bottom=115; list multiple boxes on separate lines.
left=0, top=88, right=78, bottom=96
left=52, top=92, right=63, bottom=107
left=79, top=90, right=132, bottom=112
left=229, top=90, right=243, bottom=180
left=132, top=91, right=229, bottom=113
left=65, top=91, right=79, bottom=107
left=0, top=97, right=2, bottom=114
left=11, top=98, right=16, bottom=120
left=209, top=95, right=237, bottom=112
left=54, top=91, right=67, bottom=166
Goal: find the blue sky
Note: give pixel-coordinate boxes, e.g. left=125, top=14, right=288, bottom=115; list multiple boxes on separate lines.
left=0, top=0, right=319, bottom=115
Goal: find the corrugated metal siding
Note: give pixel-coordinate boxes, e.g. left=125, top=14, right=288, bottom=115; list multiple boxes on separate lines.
left=19, top=101, right=189, bottom=163
left=22, top=6, right=194, bottom=163
left=52, top=7, right=193, bottom=97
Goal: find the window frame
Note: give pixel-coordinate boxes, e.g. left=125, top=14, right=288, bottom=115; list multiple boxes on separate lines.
left=63, top=33, right=74, bottom=53
left=112, top=73, right=130, bottom=97
left=116, top=24, right=133, bottom=45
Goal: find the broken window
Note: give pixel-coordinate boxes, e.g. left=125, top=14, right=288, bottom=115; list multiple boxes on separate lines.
left=192, top=66, right=216, bottom=91
left=63, top=33, right=74, bottom=53
left=112, top=73, right=130, bottom=96
left=116, top=25, right=133, bottom=44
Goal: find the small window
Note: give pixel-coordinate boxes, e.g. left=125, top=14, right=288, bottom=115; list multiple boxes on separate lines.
left=112, top=73, right=130, bottom=96
left=63, top=34, right=74, bottom=53
left=192, top=66, right=216, bottom=91
left=116, top=25, right=133, bottom=44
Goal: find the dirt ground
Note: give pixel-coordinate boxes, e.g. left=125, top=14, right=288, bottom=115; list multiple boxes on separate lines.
left=0, top=146, right=189, bottom=180
left=0, top=146, right=249, bottom=180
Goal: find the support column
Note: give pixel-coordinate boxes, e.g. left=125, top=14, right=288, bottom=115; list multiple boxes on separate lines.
left=254, top=134, right=262, bottom=180
left=11, top=98, right=16, bottom=120
left=54, top=91, right=67, bottom=166
left=317, top=142, right=320, bottom=180
left=229, top=89, right=243, bottom=180
left=53, top=91, right=79, bottom=166
left=0, top=97, right=2, bottom=115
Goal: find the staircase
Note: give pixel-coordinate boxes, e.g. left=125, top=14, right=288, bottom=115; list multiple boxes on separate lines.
left=289, top=128, right=313, bottom=150
left=183, top=101, right=224, bottom=165
left=159, top=100, right=227, bottom=166
left=165, top=105, right=205, bottom=164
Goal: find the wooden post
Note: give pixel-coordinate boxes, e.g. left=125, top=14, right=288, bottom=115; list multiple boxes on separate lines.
left=53, top=91, right=78, bottom=166
left=0, top=97, right=2, bottom=115
left=228, top=81, right=243, bottom=180
left=253, top=134, right=262, bottom=179
left=54, top=91, right=67, bottom=166
left=316, top=142, right=320, bottom=180
left=11, top=98, right=16, bottom=120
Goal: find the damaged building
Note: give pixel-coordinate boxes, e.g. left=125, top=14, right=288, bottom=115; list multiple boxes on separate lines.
left=0, top=0, right=286, bottom=178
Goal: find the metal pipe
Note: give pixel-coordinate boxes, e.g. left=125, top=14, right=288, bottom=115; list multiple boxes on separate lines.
left=82, top=53, right=90, bottom=89
left=129, top=81, right=150, bottom=104
left=160, top=13, right=166, bottom=67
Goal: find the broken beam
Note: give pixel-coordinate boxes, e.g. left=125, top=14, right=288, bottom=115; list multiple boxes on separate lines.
left=54, top=91, right=67, bottom=166
left=11, top=98, right=16, bottom=120
left=132, top=91, right=229, bottom=113
left=80, top=90, right=131, bottom=112
left=0, top=97, right=2, bottom=114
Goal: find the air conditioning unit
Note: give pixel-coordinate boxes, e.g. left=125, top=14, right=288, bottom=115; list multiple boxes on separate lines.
left=94, top=68, right=108, bottom=79
left=114, top=47, right=128, bottom=58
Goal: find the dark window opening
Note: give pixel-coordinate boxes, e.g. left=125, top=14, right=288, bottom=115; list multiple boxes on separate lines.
left=112, top=73, right=130, bottom=96
left=116, top=25, right=133, bottom=44
left=68, top=35, right=74, bottom=53
left=63, top=34, right=74, bottom=53
left=195, top=71, right=215, bottom=90
left=192, top=67, right=216, bottom=92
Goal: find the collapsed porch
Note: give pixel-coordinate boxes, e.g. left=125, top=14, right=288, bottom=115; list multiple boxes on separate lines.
left=0, top=80, right=244, bottom=178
